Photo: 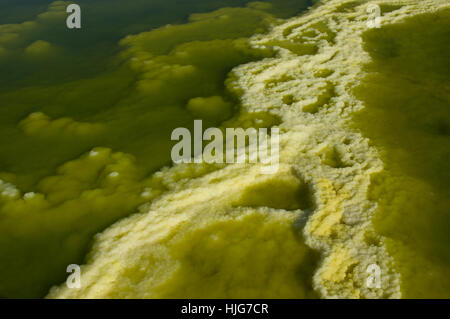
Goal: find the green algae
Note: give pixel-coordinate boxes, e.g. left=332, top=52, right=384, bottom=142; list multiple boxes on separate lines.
left=32, top=0, right=447, bottom=299
left=354, top=9, right=450, bottom=298
left=0, top=0, right=312, bottom=298
left=148, top=210, right=320, bottom=299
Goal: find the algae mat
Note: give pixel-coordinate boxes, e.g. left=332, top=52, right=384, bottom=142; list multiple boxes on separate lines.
left=0, top=0, right=449, bottom=299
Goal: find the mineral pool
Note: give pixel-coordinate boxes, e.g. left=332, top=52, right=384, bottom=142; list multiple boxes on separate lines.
left=0, top=0, right=448, bottom=299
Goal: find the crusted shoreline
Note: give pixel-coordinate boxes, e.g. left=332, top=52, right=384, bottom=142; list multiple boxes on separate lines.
left=45, top=0, right=448, bottom=298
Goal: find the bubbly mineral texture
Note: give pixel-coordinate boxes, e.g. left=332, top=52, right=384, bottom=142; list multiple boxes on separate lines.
left=1, top=0, right=448, bottom=299
left=43, top=0, right=449, bottom=299
left=0, top=1, right=288, bottom=298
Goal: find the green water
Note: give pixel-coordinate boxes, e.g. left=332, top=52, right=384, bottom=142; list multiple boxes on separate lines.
left=4, top=0, right=448, bottom=300
left=0, top=0, right=312, bottom=299
left=354, top=9, right=450, bottom=298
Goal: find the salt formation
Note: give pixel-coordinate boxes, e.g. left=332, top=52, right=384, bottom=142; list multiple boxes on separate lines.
left=47, top=0, right=448, bottom=298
